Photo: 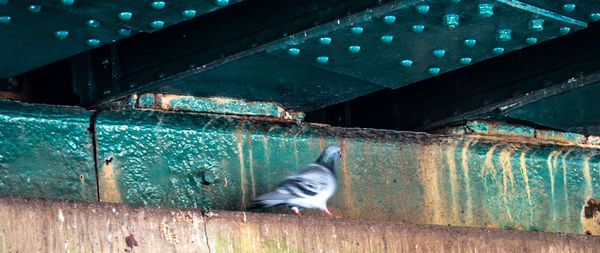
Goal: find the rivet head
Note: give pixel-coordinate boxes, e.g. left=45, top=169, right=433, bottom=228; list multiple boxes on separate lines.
left=215, top=0, right=229, bottom=7
left=492, top=47, right=505, bottom=54
left=525, top=37, right=538, bottom=45
left=150, top=20, right=165, bottom=29
left=479, top=4, right=494, bottom=17
left=380, top=35, right=393, bottom=43
left=86, top=38, right=100, bottom=47
left=118, top=12, right=133, bottom=21
left=443, top=14, right=459, bottom=29
left=347, top=45, right=361, bottom=53
left=350, top=27, right=364, bottom=34
left=528, top=19, right=544, bottom=32
left=562, top=4, right=575, bottom=12
left=0, top=16, right=10, bottom=23
left=496, top=29, right=511, bottom=41
left=459, top=57, right=472, bottom=65
left=60, top=0, right=74, bottom=6
left=428, top=67, right=441, bottom=75
left=416, top=4, right=430, bottom=14
left=118, top=27, right=132, bottom=36
left=319, top=37, right=332, bottom=45
left=28, top=4, right=42, bottom=13
left=412, top=24, right=425, bottom=33
left=54, top=30, right=69, bottom=40
left=287, top=48, right=300, bottom=56
left=316, top=56, right=329, bottom=64
left=432, top=49, right=446, bottom=58
left=87, top=19, right=101, bottom=28
left=151, top=1, right=165, bottom=9
left=383, top=15, right=396, bottom=24
left=182, top=9, right=197, bottom=18
left=400, top=59, right=413, bottom=67
left=559, top=27, right=571, bottom=35
left=464, top=39, right=476, bottom=47
left=590, top=13, right=600, bottom=22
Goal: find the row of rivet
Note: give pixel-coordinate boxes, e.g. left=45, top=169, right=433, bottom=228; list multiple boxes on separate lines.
left=377, top=4, right=598, bottom=29
left=0, top=0, right=231, bottom=47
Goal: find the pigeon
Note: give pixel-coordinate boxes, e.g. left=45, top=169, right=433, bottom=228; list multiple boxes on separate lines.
left=248, top=145, right=342, bottom=217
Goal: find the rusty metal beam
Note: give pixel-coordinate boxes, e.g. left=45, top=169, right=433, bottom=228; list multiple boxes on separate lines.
left=0, top=195, right=598, bottom=252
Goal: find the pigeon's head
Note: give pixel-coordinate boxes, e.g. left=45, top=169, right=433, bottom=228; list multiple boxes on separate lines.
left=320, top=145, right=342, bottom=163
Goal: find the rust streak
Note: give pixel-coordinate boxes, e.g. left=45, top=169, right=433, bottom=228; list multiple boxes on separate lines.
left=418, top=144, right=442, bottom=225
left=547, top=149, right=562, bottom=200
left=519, top=146, right=534, bottom=226
left=246, top=126, right=256, bottom=198
left=561, top=149, right=573, bottom=232
left=583, top=152, right=593, bottom=198
left=461, top=139, right=474, bottom=225
left=500, top=145, right=517, bottom=222
left=519, top=147, right=533, bottom=206
left=445, top=144, right=459, bottom=225
left=339, top=138, right=352, bottom=218
left=236, top=124, right=246, bottom=209
left=99, top=161, right=122, bottom=203
left=483, top=144, right=502, bottom=178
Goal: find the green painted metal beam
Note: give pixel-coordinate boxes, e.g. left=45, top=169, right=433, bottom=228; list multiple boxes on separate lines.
left=95, top=107, right=600, bottom=235
left=97, top=93, right=305, bottom=120
left=0, top=99, right=97, bottom=201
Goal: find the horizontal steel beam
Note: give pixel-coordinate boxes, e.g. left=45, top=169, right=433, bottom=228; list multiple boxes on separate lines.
left=1, top=195, right=598, bottom=252
left=95, top=106, right=600, bottom=234
left=2, top=98, right=600, bottom=235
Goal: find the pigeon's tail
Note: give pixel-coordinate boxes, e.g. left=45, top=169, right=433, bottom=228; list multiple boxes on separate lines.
left=247, top=201, right=265, bottom=210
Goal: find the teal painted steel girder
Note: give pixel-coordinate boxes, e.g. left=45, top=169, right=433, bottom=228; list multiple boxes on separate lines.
left=95, top=108, right=600, bottom=234
left=0, top=99, right=97, bottom=201
left=1, top=97, right=600, bottom=234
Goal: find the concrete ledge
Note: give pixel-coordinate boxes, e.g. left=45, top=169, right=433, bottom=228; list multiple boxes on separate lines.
left=0, top=195, right=598, bottom=252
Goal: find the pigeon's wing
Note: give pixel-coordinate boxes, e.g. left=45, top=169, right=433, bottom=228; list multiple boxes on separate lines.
left=276, top=163, right=334, bottom=198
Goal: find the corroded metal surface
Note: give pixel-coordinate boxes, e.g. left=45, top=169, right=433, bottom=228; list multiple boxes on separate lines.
left=95, top=108, right=600, bottom=234
left=0, top=99, right=97, bottom=201
left=1, top=195, right=599, bottom=252
left=97, top=93, right=305, bottom=120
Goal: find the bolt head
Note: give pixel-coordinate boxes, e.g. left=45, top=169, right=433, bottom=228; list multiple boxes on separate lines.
left=479, top=4, right=494, bottom=17
left=443, top=14, right=459, bottom=29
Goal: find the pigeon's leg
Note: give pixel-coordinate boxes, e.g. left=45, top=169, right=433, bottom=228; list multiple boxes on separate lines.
left=291, top=207, right=302, bottom=216
left=324, top=207, right=342, bottom=219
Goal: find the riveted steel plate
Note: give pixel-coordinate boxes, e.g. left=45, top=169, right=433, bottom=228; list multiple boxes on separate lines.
left=0, top=0, right=243, bottom=78
left=266, top=0, right=594, bottom=89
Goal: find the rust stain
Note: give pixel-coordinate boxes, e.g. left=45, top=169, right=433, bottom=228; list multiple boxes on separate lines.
left=445, top=144, right=459, bottom=225
left=547, top=149, right=562, bottom=200
left=561, top=149, right=573, bottom=232
left=482, top=144, right=502, bottom=178
left=99, top=160, right=122, bottom=203
left=236, top=124, right=246, bottom=209
left=293, top=131, right=300, bottom=171
left=417, top=144, right=443, bottom=225
left=262, top=134, right=270, bottom=183
left=548, top=149, right=562, bottom=230
left=499, top=145, right=517, bottom=223
left=499, top=145, right=517, bottom=195
left=581, top=197, right=600, bottom=235
left=519, top=147, right=533, bottom=206
left=246, top=127, right=256, bottom=198
left=583, top=152, right=594, bottom=198
left=338, top=138, right=353, bottom=218
left=461, top=139, right=474, bottom=225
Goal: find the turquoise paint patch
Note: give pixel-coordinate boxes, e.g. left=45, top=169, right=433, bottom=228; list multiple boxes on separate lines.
left=0, top=99, right=96, bottom=201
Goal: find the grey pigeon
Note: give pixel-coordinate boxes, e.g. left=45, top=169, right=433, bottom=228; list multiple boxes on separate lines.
left=248, top=145, right=342, bottom=217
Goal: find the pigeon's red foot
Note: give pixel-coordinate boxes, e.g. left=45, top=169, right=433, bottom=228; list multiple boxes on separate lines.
left=292, top=207, right=302, bottom=216
left=324, top=207, right=342, bottom=219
